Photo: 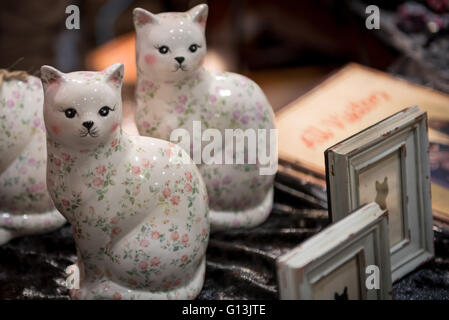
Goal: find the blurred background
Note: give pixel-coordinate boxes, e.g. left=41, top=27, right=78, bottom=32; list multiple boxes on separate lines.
left=0, top=0, right=448, bottom=111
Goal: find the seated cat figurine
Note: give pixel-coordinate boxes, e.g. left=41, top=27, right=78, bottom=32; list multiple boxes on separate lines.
left=41, top=63, right=209, bottom=299
left=133, top=4, right=276, bottom=230
left=0, top=71, right=66, bottom=245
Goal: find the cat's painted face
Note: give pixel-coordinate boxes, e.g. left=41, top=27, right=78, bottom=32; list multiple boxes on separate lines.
left=133, top=4, right=208, bottom=83
left=40, top=64, right=124, bottom=150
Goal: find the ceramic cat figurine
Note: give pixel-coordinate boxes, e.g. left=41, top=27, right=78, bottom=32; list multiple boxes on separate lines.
left=41, top=63, right=209, bottom=300
left=133, top=4, right=276, bottom=230
left=0, top=71, right=66, bottom=245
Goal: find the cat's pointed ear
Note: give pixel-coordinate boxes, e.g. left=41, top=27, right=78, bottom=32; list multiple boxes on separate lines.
left=188, top=4, right=208, bottom=29
left=103, top=63, right=124, bottom=88
left=133, top=8, right=159, bottom=29
left=40, top=65, right=65, bottom=89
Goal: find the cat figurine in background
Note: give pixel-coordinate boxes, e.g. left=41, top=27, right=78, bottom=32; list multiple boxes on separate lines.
left=0, top=71, right=66, bottom=245
left=41, top=63, right=209, bottom=299
left=133, top=4, right=276, bottom=230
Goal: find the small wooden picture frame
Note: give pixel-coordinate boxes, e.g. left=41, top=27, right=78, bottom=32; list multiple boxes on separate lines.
left=276, top=202, right=392, bottom=300
left=325, top=106, right=434, bottom=282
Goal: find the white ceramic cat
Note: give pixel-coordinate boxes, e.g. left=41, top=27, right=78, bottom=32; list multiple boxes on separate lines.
left=0, top=72, right=66, bottom=245
left=41, top=63, right=209, bottom=300
left=133, top=4, right=276, bottom=230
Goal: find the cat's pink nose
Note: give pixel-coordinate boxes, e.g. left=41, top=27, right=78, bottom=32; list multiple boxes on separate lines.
left=175, top=57, right=185, bottom=64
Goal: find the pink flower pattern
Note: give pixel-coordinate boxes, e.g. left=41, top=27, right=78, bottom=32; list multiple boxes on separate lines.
left=135, top=65, right=276, bottom=230
left=46, top=125, right=209, bottom=299
left=0, top=74, right=65, bottom=244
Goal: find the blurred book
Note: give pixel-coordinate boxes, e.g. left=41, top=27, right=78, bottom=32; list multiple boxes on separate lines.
left=276, top=63, right=449, bottom=222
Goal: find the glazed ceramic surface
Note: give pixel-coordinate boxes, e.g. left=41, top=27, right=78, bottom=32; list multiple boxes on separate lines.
left=134, top=4, right=276, bottom=230
left=0, top=73, right=66, bottom=245
left=41, top=63, right=209, bottom=300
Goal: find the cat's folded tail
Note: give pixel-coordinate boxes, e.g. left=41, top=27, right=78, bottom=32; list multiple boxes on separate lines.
left=69, top=257, right=206, bottom=300
left=209, top=187, right=273, bottom=231
left=0, top=209, right=66, bottom=245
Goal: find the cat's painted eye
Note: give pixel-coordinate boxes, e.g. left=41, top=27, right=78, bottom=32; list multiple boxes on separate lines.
left=64, top=108, right=77, bottom=119
left=98, top=106, right=112, bottom=117
left=189, top=44, right=199, bottom=53
left=158, top=46, right=169, bottom=54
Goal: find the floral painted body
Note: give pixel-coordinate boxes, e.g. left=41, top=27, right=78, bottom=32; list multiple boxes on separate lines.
left=0, top=74, right=66, bottom=245
left=41, top=64, right=209, bottom=299
left=134, top=5, right=276, bottom=230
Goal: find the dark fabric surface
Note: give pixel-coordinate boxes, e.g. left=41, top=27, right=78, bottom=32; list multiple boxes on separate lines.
left=0, top=179, right=448, bottom=300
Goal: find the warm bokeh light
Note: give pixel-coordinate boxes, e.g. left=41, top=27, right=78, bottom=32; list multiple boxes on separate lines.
left=86, top=33, right=137, bottom=84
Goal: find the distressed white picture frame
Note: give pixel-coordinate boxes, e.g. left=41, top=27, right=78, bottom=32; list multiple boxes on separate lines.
left=325, top=106, right=434, bottom=282
left=276, top=202, right=392, bottom=300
